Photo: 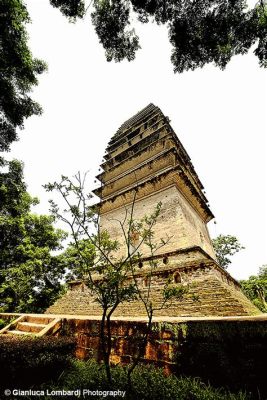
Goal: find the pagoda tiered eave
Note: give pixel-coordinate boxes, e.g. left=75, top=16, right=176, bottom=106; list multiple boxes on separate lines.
left=95, top=166, right=214, bottom=223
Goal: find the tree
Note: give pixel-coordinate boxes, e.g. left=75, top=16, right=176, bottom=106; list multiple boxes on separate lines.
left=1, top=1, right=265, bottom=152
left=0, top=0, right=46, bottom=152
left=0, top=160, right=66, bottom=313
left=61, top=239, right=96, bottom=281
left=45, top=172, right=186, bottom=384
left=240, top=265, right=267, bottom=312
left=50, top=0, right=267, bottom=72
left=45, top=173, right=138, bottom=383
left=122, top=204, right=188, bottom=387
left=212, top=234, right=245, bottom=269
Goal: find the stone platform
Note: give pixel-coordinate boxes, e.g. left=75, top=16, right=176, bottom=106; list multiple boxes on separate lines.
left=46, top=247, right=260, bottom=318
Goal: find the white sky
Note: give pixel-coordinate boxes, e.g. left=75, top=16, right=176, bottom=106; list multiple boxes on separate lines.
left=6, top=0, right=267, bottom=280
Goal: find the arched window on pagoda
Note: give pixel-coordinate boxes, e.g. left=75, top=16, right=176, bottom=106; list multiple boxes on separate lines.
left=173, top=272, right=182, bottom=284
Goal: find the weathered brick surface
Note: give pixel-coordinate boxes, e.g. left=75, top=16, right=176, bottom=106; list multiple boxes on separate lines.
left=56, top=314, right=267, bottom=391
left=101, top=186, right=216, bottom=260
left=46, top=251, right=260, bottom=317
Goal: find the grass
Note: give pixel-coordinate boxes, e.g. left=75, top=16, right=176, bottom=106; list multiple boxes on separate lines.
left=29, top=359, right=251, bottom=400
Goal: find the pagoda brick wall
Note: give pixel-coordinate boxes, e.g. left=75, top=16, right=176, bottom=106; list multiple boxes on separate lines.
left=46, top=250, right=260, bottom=318
left=100, top=185, right=215, bottom=260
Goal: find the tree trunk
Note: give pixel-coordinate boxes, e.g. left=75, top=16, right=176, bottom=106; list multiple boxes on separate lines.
left=99, top=307, right=112, bottom=384
left=127, top=310, right=153, bottom=388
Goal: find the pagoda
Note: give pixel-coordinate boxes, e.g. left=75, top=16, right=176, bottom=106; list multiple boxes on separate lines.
left=47, top=104, right=259, bottom=317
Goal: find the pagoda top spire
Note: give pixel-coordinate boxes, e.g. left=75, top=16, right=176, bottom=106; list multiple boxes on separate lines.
left=108, top=103, right=161, bottom=147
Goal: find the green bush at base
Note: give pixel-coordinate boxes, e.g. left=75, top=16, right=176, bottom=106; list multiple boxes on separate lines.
left=0, top=335, right=76, bottom=388
left=0, top=318, right=6, bottom=329
left=35, top=359, right=250, bottom=400
left=177, top=321, right=267, bottom=398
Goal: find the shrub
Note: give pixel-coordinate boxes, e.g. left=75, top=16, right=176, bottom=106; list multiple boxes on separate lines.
left=177, top=321, right=267, bottom=398
left=0, top=335, right=76, bottom=389
left=41, top=359, right=250, bottom=400
left=0, top=319, right=6, bottom=329
left=0, top=316, right=16, bottom=329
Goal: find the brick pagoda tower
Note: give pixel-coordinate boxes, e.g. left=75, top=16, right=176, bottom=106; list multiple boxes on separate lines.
left=47, top=104, right=259, bottom=317
left=94, top=103, right=215, bottom=261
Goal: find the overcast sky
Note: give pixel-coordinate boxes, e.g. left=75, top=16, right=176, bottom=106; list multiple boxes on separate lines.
left=6, top=0, right=267, bottom=280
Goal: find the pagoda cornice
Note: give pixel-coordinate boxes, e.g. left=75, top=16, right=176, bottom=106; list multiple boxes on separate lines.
left=98, top=166, right=214, bottom=223
left=94, top=147, right=209, bottom=206
left=97, top=147, right=177, bottom=185
left=97, top=133, right=172, bottom=180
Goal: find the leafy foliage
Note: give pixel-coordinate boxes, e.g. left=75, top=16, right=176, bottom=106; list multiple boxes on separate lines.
left=240, top=265, right=267, bottom=312
left=1, top=1, right=265, bottom=152
left=1, top=1, right=265, bottom=153
left=50, top=0, right=85, bottom=19
left=42, top=359, right=250, bottom=400
left=212, top=234, right=245, bottom=269
left=50, top=0, right=267, bottom=71
left=91, top=0, right=140, bottom=62
left=45, top=173, right=141, bottom=383
left=0, top=0, right=46, bottom=151
left=0, top=318, right=6, bottom=329
left=60, top=239, right=96, bottom=280
left=0, top=335, right=75, bottom=388
left=0, top=160, right=67, bottom=313
left=163, top=282, right=188, bottom=301
left=177, top=320, right=267, bottom=398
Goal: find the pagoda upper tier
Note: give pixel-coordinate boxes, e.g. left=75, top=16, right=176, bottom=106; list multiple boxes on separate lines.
left=93, top=103, right=214, bottom=223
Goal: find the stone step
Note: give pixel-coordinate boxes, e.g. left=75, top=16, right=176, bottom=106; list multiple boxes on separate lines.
left=8, top=330, right=34, bottom=336
left=25, top=316, right=53, bottom=324
left=17, top=322, right=47, bottom=333
left=0, top=316, right=62, bottom=338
